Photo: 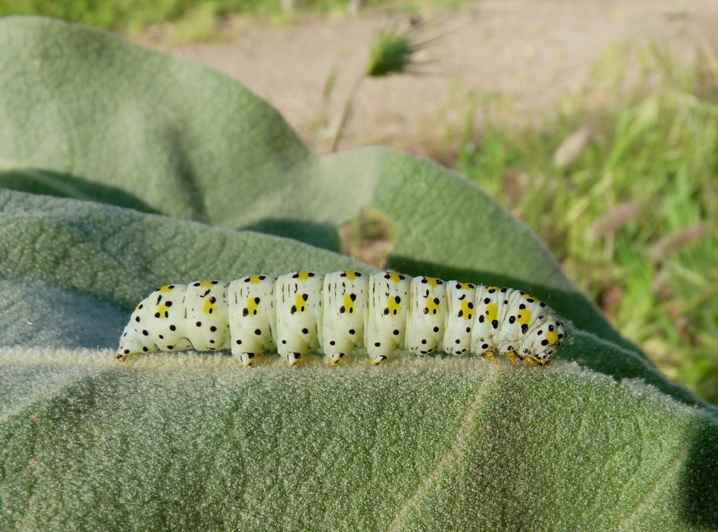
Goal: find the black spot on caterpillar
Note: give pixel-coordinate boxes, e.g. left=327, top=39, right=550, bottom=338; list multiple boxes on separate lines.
left=117, top=271, right=566, bottom=368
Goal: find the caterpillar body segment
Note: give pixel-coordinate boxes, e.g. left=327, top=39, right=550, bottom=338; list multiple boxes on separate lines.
left=495, top=291, right=548, bottom=361
left=405, top=277, right=446, bottom=357
left=471, top=285, right=505, bottom=363
left=322, top=271, right=368, bottom=366
left=275, top=271, right=324, bottom=365
left=116, top=270, right=567, bottom=367
left=441, top=281, right=477, bottom=356
left=228, top=275, right=277, bottom=367
left=364, top=272, right=411, bottom=365
left=185, top=281, right=231, bottom=351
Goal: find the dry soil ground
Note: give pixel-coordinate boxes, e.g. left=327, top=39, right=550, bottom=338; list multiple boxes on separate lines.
left=138, top=0, right=718, bottom=159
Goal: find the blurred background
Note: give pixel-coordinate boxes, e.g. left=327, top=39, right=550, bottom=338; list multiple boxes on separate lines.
left=2, top=0, right=717, bottom=402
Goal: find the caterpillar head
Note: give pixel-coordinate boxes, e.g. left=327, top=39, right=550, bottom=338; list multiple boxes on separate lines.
left=519, top=315, right=566, bottom=367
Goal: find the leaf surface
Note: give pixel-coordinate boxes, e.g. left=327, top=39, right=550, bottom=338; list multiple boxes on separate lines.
left=0, top=17, right=717, bottom=530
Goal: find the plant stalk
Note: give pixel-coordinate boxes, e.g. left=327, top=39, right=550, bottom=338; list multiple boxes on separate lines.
left=332, top=74, right=364, bottom=152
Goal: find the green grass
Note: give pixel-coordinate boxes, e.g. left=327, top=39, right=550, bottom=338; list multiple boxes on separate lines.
left=0, top=1, right=336, bottom=32
left=459, top=38, right=718, bottom=403
left=0, top=0, right=466, bottom=33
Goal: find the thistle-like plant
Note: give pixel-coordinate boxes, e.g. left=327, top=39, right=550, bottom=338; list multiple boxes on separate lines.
left=331, top=15, right=438, bottom=152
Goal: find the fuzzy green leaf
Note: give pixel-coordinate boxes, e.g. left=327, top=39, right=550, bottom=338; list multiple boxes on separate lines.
left=1, top=347, right=718, bottom=530
left=1, top=192, right=718, bottom=530
left=1, top=17, right=717, bottom=530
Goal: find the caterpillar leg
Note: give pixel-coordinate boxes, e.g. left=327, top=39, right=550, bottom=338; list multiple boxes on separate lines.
left=523, top=356, right=539, bottom=367
left=482, top=351, right=497, bottom=363
left=285, top=352, right=303, bottom=366
left=370, top=355, right=387, bottom=366
left=525, top=355, right=551, bottom=368
left=237, top=352, right=256, bottom=367
left=505, top=351, right=519, bottom=366
left=327, top=351, right=348, bottom=367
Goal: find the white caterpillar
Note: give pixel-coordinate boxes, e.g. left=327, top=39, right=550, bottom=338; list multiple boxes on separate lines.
left=116, top=271, right=566, bottom=367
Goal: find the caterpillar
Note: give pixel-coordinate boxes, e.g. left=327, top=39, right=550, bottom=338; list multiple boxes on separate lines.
left=116, top=271, right=566, bottom=367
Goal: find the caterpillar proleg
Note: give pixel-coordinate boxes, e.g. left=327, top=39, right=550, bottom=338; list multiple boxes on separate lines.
left=116, top=271, right=566, bottom=367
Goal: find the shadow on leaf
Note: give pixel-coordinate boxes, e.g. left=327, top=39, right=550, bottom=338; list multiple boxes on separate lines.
left=681, top=415, right=718, bottom=526
left=0, top=169, right=160, bottom=214
left=242, top=218, right=340, bottom=253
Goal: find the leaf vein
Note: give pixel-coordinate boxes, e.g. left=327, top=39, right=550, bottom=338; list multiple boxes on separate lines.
left=386, top=370, right=499, bottom=532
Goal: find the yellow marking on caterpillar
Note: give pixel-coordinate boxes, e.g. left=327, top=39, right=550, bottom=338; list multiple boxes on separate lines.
left=486, top=303, right=498, bottom=323
left=247, top=297, right=260, bottom=316
left=203, top=298, right=217, bottom=316
left=456, top=282, right=471, bottom=290
left=387, top=295, right=402, bottom=315
left=159, top=285, right=173, bottom=293
left=343, top=293, right=355, bottom=313
left=295, top=294, right=307, bottom=313
left=344, top=271, right=358, bottom=281
left=157, top=303, right=170, bottom=318
left=460, top=299, right=473, bottom=320
left=545, top=330, right=559, bottom=345
left=297, top=271, right=312, bottom=281
left=199, top=281, right=215, bottom=288
left=517, top=309, right=532, bottom=327
left=425, top=277, right=440, bottom=287
left=426, top=297, right=441, bottom=315
left=249, top=275, right=263, bottom=285
left=387, top=272, right=402, bottom=283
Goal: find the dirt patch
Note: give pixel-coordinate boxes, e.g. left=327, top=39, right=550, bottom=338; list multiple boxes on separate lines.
left=138, top=0, right=718, bottom=159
